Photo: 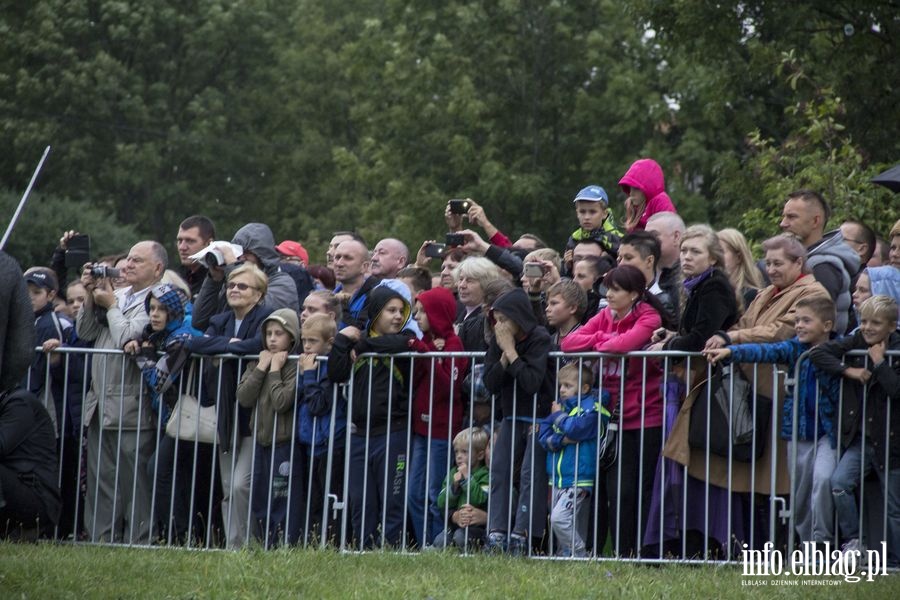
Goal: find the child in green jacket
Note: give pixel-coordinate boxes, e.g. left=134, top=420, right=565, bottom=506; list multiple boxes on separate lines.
left=432, top=427, right=491, bottom=551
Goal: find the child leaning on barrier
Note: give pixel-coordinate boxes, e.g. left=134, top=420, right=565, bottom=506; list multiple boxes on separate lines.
left=809, top=294, right=900, bottom=563
left=124, top=283, right=201, bottom=543
left=327, top=286, right=416, bottom=549
left=538, top=362, right=610, bottom=557
left=407, top=286, right=468, bottom=548
left=704, top=295, right=841, bottom=547
left=431, top=427, right=491, bottom=551
left=236, top=308, right=304, bottom=547
left=296, top=312, right=345, bottom=536
left=483, top=287, right=554, bottom=555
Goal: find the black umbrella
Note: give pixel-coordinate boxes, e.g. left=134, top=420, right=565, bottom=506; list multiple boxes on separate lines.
left=871, top=163, right=900, bottom=193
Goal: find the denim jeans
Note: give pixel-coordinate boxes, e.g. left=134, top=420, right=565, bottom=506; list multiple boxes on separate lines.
left=831, top=438, right=900, bottom=564
left=831, top=437, right=863, bottom=539
left=407, top=434, right=450, bottom=547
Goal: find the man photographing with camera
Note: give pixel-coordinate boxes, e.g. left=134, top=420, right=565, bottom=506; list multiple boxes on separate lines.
left=77, top=240, right=167, bottom=543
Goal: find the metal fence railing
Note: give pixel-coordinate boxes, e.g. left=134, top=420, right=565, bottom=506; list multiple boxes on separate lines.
left=15, top=346, right=897, bottom=565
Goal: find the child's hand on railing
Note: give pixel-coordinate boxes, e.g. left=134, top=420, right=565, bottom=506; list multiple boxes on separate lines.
left=868, top=340, right=887, bottom=365
left=843, top=366, right=871, bottom=384
left=269, top=351, right=288, bottom=372
left=300, top=353, right=318, bottom=371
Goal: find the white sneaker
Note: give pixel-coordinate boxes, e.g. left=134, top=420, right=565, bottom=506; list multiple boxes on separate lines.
left=841, top=538, right=863, bottom=554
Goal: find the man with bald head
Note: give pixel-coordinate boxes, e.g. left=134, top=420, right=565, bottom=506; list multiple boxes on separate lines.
left=327, top=231, right=360, bottom=269
left=77, top=240, right=167, bottom=543
left=333, top=239, right=381, bottom=328
left=369, top=238, right=409, bottom=279
left=645, top=211, right=685, bottom=314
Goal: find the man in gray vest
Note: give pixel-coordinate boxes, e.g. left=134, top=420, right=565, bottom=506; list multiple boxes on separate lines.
left=780, top=190, right=858, bottom=334
left=77, top=240, right=167, bottom=542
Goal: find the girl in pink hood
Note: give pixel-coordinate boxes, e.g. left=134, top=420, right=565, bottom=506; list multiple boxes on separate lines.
left=618, top=158, right=677, bottom=232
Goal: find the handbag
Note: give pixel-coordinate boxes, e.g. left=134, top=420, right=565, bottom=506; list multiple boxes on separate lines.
left=597, top=403, right=619, bottom=471
left=688, top=364, right=771, bottom=462
left=165, top=363, right=217, bottom=444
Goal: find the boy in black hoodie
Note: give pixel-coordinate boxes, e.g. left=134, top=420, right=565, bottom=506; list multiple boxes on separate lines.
left=328, top=286, right=415, bottom=549
left=483, top=288, right=554, bottom=555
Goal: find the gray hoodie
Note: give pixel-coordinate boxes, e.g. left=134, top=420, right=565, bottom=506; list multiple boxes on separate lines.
left=807, top=229, right=859, bottom=335
left=191, top=223, right=300, bottom=331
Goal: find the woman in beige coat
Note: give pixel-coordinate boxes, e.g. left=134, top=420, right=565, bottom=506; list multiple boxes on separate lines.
left=659, top=234, right=829, bottom=556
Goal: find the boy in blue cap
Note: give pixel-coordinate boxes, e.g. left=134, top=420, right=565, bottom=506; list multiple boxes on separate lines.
left=562, top=185, right=623, bottom=276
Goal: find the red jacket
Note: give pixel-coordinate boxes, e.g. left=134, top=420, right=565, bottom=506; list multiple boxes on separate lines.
left=560, top=301, right=663, bottom=430
left=409, top=287, right=468, bottom=439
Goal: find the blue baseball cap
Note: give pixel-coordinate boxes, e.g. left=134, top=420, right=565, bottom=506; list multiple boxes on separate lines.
left=573, top=185, right=609, bottom=204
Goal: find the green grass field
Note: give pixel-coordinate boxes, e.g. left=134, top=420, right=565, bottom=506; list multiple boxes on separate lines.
left=1, top=543, right=897, bottom=598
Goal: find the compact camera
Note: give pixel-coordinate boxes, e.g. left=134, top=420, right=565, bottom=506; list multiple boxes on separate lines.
left=90, top=264, right=121, bottom=279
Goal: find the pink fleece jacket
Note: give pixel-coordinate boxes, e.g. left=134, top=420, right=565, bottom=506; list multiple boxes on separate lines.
left=618, top=158, right=677, bottom=231
left=560, top=301, right=663, bottom=430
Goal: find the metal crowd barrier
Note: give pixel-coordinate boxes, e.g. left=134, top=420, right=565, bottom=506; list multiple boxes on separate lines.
left=19, top=346, right=897, bottom=565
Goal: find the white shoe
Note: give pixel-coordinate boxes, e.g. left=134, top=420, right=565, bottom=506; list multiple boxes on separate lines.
left=841, top=538, right=863, bottom=554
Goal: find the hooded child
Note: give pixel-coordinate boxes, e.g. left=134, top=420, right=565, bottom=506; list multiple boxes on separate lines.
left=328, top=286, right=416, bottom=549
left=483, top=287, right=554, bottom=555
left=618, top=158, right=677, bottom=233
left=124, top=283, right=202, bottom=543
left=236, top=308, right=304, bottom=547
left=406, top=286, right=469, bottom=547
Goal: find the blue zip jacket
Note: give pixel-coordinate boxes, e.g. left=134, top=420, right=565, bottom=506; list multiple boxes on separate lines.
left=297, top=359, right=346, bottom=456
left=727, top=336, right=841, bottom=447
left=539, top=390, right=610, bottom=488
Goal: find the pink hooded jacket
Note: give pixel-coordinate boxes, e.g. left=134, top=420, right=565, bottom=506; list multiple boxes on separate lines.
left=560, top=301, right=663, bottom=430
left=618, top=158, right=676, bottom=232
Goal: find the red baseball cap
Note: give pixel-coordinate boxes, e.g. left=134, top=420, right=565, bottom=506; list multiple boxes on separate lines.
left=275, top=240, right=309, bottom=266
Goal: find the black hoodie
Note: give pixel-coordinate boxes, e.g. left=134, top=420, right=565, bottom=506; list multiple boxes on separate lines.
left=483, top=288, right=553, bottom=420
left=328, top=286, right=415, bottom=435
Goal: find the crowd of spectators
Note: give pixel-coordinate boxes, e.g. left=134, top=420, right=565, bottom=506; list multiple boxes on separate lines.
left=2, top=157, right=899, bottom=564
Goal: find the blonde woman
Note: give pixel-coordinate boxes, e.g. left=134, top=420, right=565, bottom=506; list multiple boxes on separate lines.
left=717, top=228, right=763, bottom=313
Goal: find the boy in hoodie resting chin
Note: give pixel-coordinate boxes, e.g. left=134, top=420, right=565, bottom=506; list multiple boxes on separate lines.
left=406, top=287, right=469, bottom=548
left=328, top=286, right=416, bottom=549
left=236, top=308, right=304, bottom=547
left=483, top=288, right=554, bottom=555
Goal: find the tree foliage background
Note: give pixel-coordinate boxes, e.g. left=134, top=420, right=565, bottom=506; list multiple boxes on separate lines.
left=1, top=0, right=898, bottom=272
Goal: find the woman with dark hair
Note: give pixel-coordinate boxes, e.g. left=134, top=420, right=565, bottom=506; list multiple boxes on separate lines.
left=561, top=264, right=674, bottom=557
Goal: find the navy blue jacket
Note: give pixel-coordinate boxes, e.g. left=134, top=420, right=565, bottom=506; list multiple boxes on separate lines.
left=297, top=360, right=346, bottom=455
left=186, top=303, right=273, bottom=444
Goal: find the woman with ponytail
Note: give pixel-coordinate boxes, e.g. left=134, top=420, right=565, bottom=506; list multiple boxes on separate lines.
left=561, top=264, right=674, bottom=557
